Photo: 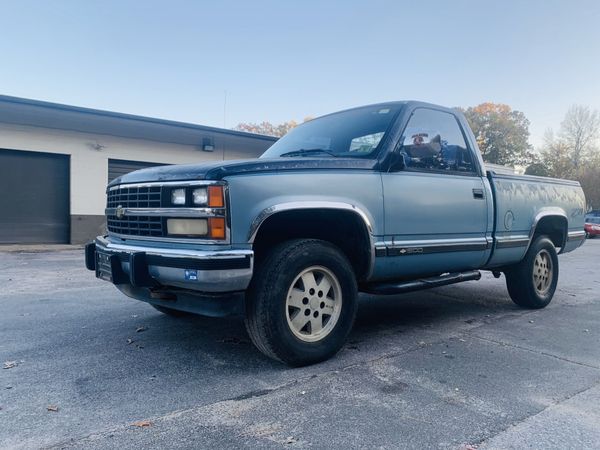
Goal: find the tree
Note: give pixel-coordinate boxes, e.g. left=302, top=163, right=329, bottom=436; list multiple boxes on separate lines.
left=524, top=162, right=549, bottom=177
left=460, top=103, right=533, bottom=166
left=536, top=130, right=577, bottom=179
left=234, top=117, right=313, bottom=137
left=558, top=105, right=600, bottom=170
left=579, top=166, right=600, bottom=210
left=534, top=105, right=600, bottom=209
left=536, top=105, right=600, bottom=179
left=234, top=120, right=297, bottom=137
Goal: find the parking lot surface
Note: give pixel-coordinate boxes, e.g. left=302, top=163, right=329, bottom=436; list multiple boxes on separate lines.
left=1, top=240, right=599, bottom=449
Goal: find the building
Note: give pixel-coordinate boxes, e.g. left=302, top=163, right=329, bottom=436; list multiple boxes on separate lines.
left=0, top=95, right=277, bottom=245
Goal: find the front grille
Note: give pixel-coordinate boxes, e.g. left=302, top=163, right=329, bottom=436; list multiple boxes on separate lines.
left=107, top=185, right=163, bottom=237
left=107, top=185, right=161, bottom=208
left=105, top=183, right=228, bottom=241
left=107, top=215, right=163, bottom=237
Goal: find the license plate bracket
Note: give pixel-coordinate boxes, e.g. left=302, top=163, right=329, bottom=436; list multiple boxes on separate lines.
left=95, top=250, right=129, bottom=284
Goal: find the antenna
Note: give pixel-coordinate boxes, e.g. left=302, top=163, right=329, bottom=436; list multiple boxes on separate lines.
left=223, top=90, right=228, bottom=161
left=223, top=90, right=227, bottom=128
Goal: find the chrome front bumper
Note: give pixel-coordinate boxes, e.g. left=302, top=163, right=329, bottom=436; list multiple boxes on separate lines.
left=86, top=236, right=253, bottom=293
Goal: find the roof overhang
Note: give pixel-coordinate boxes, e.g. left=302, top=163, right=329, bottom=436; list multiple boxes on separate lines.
left=0, top=95, right=278, bottom=146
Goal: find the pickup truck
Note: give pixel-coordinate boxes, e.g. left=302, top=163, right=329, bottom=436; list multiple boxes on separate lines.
left=85, top=101, right=587, bottom=366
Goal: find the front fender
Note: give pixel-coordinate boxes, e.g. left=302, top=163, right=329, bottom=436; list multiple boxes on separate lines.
left=226, top=171, right=384, bottom=246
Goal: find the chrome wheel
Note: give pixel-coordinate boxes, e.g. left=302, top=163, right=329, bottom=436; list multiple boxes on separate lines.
left=532, top=249, right=553, bottom=295
left=285, top=265, right=342, bottom=343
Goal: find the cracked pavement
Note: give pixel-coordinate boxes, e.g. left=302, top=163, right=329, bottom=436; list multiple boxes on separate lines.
left=1, top=240, right=599, bottom=449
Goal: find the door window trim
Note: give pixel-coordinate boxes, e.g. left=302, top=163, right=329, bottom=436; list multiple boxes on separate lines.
left=395, top=107, right=481, bottom=177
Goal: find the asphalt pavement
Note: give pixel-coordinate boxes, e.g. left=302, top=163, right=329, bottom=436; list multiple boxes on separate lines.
left=1, top=240, right=599, bottom=449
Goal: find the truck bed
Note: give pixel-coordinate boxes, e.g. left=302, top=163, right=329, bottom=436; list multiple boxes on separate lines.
left=485, top=171, right=586, bottom=268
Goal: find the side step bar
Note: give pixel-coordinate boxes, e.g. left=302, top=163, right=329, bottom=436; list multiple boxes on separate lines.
left=361, top=270, right=481, bottom=295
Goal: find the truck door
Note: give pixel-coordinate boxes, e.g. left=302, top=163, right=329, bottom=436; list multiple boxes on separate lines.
left=378, top=107, right=490, bottom=278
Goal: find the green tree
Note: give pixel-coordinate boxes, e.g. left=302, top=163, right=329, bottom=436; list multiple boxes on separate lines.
left=460, top=103, right=533, bottom=166
left=524, top=162, right=549, bottom=177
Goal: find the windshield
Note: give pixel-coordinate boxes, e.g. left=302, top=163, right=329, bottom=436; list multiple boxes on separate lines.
left=260, top=104, right=402, bottom=159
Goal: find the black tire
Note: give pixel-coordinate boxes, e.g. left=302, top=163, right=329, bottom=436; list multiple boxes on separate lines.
left=505, top=236, right=559, bottom=309
left=151, top=305, right=194, bottom=317
left=245, top=239, right=358, bottom=366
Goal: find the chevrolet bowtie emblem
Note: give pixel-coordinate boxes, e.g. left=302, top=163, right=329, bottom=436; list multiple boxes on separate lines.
left=115, top=205, right=125, bottom=219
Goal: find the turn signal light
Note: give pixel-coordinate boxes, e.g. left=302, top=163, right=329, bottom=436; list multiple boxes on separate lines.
left=208, top=185, right=224, bottom=208
left=209, top=217, right=226, bottom=239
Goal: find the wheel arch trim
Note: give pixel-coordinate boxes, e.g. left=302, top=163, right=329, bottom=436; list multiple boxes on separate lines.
left=527, top=208, right=569, bottom=253
left=247, top=201, right=376, bottom=278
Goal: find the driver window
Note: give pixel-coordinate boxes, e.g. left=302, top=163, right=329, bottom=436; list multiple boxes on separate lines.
left=401, top=108, right=474, bottom=173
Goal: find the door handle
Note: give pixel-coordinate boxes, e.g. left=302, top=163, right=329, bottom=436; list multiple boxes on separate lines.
left=472, top=188, right=484, bottom=199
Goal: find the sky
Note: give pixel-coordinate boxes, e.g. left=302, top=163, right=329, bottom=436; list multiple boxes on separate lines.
left=1, top=0, right=599, bottom=148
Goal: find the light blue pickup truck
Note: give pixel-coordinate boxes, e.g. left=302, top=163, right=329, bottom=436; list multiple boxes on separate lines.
left=85, top=101, right=586, bottom=366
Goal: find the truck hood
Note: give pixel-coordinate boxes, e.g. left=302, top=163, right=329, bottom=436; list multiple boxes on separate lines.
left=108, top=157, right=378, bottom=187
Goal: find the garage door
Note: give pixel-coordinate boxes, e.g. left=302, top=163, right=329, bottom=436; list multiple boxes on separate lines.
left=108, top=159, right=166, bottom=183
left=0, top=149, right=70, bottom=244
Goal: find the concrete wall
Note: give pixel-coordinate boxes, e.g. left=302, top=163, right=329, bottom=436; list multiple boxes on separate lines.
left=0, top=122, right=273, bottom=243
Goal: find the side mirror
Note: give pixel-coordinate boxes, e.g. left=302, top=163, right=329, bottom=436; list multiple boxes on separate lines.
left=390, top=151, right=406, bottom=172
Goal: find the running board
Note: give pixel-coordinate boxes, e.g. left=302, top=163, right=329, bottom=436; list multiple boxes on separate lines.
left=361, top=270, right=481, bottom=295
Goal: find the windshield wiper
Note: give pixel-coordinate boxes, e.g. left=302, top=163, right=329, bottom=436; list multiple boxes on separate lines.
left=279, top=148, right=338, bottom=158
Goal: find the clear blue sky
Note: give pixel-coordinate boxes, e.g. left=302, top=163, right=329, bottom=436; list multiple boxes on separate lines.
left=1, top=0, right=599, bottom=147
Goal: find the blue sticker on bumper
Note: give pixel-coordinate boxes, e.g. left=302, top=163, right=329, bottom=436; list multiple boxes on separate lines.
left=185, top=269, right=198, bottom=281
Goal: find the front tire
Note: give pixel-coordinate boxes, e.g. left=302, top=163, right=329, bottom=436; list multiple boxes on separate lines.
left=505, top=236, right=559, bottom=309
left=245, top=239, right=358, bottom=366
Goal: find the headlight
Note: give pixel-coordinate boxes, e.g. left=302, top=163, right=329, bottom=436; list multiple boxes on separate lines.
left=192, top=187, right=208, bottom=206
left=167, top=219, right=208, bottom=236
left=171, top=188, right=186, bottom=205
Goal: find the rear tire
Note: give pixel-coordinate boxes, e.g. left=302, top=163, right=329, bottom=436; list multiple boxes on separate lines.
left=505, top=236, right=558, bottom=309
left=245, top=239, right=358, bottom=366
